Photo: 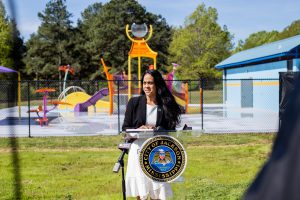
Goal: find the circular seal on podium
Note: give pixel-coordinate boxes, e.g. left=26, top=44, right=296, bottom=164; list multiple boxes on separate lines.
left=139, top=135, right=187, bottom=182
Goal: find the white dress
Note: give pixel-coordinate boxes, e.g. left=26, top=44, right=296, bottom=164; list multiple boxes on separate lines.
left=125, top=104, right=173, bottom=200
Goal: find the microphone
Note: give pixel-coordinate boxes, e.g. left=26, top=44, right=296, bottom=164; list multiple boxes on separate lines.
left=113, top=160, right=122, bottom=173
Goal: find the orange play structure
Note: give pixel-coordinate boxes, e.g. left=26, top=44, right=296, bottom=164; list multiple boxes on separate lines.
left=59, top=65, right=75, bottom=75
left=101, top=58, right=114, bottom=115
left=31, top=23, right=191, bottom=119
left=125, top=23, right=189, bottom=112
left=126, top=24, right=157, bottom=98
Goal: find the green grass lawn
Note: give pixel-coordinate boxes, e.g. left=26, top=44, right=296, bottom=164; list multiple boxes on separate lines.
left=0, top=133, right=275, bottom=200
left=189, top=90, right=223, bottom=104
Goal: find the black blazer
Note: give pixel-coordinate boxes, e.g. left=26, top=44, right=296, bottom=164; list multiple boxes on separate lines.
left=122, top=95, right=174, bottom=131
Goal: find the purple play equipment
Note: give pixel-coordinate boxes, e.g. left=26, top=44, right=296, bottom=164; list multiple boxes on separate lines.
left=0, top=66, right=18, bottom=73
left=33, top=88, right=56, bottom=126
left=1, top=66, right=21, bottom=118
left=74, top=88, right=109, bottom=112
left=166, top=63, right=178, bottom=91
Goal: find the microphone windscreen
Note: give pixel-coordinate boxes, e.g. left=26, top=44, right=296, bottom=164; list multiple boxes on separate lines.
left=118, top=143, right=131, bottom=150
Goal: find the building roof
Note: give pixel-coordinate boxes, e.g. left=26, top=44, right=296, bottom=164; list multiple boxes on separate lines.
left=216, top=34, right=300, bottom=69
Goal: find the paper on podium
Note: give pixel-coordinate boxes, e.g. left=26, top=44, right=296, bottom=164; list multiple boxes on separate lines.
left=125, top=128, right=154, bottom=132
left=125, top=129, right=155, bottom=139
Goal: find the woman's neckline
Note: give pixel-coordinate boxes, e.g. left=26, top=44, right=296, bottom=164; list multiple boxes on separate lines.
left=145, top=95, right=157, bottom=106
left=147, top=103, right=157, bottom=107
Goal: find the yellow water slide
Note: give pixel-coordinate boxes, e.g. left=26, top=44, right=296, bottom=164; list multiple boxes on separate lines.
left=58, top=91, right=113, bottom=112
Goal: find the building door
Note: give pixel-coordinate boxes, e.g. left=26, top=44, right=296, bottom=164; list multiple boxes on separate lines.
left=241, top=79, right=253, bottom=108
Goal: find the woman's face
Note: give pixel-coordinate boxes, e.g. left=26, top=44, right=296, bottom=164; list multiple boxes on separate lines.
left=143, top=73, right=156, bottom=99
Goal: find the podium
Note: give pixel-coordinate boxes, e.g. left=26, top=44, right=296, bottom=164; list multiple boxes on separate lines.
left=113, top=129, right=187, bottom=200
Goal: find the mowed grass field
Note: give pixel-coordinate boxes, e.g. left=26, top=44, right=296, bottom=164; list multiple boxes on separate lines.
left=0, top=133, right=275, bottom=200
left=189, top=90, right=223, bottom=104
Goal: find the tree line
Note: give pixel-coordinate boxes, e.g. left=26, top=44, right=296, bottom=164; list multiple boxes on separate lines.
left=1, top=0, right=300, bottom=80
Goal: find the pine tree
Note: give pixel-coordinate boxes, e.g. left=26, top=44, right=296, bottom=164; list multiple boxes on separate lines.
left=24, top=0, right=75, bottom=79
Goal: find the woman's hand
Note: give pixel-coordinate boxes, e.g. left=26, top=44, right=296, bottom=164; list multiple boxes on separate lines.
left=138, top=125, right=155, bottom=129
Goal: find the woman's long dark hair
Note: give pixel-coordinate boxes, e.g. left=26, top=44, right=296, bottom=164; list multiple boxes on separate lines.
left=141, top=69, right=181, bottom=129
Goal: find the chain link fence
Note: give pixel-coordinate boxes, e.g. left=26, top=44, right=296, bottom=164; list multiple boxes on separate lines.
left=0, top=78, right=279, bottom=137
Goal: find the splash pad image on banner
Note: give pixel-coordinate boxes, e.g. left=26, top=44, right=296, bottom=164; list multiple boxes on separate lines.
left=139, top=135, right=187, bottom=182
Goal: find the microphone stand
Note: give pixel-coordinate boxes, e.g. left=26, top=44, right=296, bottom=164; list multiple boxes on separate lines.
left=113, top=137, right=134, bottom=200
left=113, top=149, right=127, bottom=200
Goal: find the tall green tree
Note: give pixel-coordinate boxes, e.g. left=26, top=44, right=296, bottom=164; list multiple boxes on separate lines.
left=233, top=31, right=279, bottom=53
left=168, top=4, right=232, bottom=79
left=9, top=19, right=26, bottom=73
left=0, top=1, right=25, bottom=81
left=78, top=0, right=173, bottom=79
left=277, top=20, right=300, bottom=40
left=0, top=1, right=13, bottom=68
left=23, top=34, right=44, bottom=80
left=24, top=0, right=76, bottom=80
left=233, top=20, right=300, bottom=53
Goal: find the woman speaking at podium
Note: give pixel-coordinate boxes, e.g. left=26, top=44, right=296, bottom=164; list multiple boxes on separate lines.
left=122, top=69, right=181, bottom=200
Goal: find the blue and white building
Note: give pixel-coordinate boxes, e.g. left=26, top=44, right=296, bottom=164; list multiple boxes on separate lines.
left=215, top=35, right=300, bottom=111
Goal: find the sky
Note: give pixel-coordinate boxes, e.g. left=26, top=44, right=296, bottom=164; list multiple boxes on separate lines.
left=3, top=0, right=300, bottom=46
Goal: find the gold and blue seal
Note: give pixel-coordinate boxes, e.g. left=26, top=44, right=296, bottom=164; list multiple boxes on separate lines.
left=139, top=135, right=187, bottom=182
